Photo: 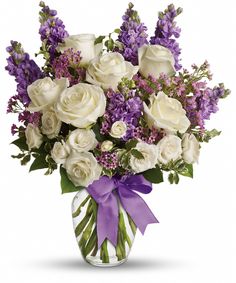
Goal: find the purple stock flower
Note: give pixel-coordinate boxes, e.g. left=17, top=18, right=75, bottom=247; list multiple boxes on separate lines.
left=39, top=1, right=69, bottom=61
left=101, top=89, right=143, bottom=141
left=117, top=3, right=148, bottom=65
left=150, top=4, right=182, bottom=70
left=5, top=41, right=43, bottom=106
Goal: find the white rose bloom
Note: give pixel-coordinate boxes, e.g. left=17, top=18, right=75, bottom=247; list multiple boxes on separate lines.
left=41, top=109, right=62, bottom=139
left=182, top=133, right=200, bottom=164
left=51, top=141, right=70, bottom=164
left=86, top=52, right=139, bottom=90
left=27, top=77, right=69, bottom=112
left=138, top=44, right=175, bottom=78
left=25, top=123, right=43, bottom=150
left=67, top=129, right=97, bottom=152
left=130, top=141, right=158, bottom=173
left=110, top=121, right=127, bottom=139
left=101, top=140, right=114, bottom=152
left=144, top=92, right=190, bottom=134
left=64, top=151, right=102, bottom=187
left=156, top=135, right=182, bottom=165
left=57, top=34, right=103, bottom=66
left=55, top=83, right=106, bottom=128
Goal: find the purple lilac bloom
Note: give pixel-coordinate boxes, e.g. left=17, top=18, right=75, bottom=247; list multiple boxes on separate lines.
left=39, top=1, right=69, bottom=61
left=101, top=89, right=143, bottom=141
left=52, top=48, right=86, bottom=85
left=5, top=41, right=43, bottom=106
left=117, top=2, right=148, bottom=65
left=150, top=4, right=182, bottom=70
left=186, top=83, right=226, bottom=129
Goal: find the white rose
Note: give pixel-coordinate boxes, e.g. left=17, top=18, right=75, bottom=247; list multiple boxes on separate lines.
left=110, top=121, right=127, bottom=139
left=101, top=140, right=114, bottom=152
left=51, top=141, right=70, bottom=164
left=64, top=151, right=101, bottom=187
left=156, top=135, right=182, bottom=165
left=138, top=44, right=175, bottom=79
left=57, top=34, right=103, bottom=65
left=144, top=92, right=190, bottom=134
left=67, top=129, right=97, bottom=152
left=55, top=83, right=106, bottom=128
left=86, top=52, right=139, bottom=90
left=27, top=77, right=69, bottom=112
left=25, top=123, right=43, bottom=150
left=182, top=133, right=200, bottom=164
left=41, top=109, right=62, bottom=139
left=130, top=141, right=158, bottom=173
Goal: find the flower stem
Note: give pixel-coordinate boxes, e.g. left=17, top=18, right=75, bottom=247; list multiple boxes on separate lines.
left=72, top=195, right=91, bottom=218
left=100, top=239, right=109, bottom=263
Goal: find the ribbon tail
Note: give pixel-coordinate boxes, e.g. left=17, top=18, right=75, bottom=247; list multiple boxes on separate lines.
left=118, top=186, right=159, bottom=234
left=97, top=193, right=119, bottom=248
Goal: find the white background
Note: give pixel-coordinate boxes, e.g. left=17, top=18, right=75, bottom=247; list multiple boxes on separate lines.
left=0, top=0, right=235, bottom=282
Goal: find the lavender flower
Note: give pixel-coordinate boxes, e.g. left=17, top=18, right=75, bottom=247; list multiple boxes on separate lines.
left=52, top=48, right=86, bottom=85
left=101, top=89, right=143, bottom=140
left=117, top=2, right=148, bottom=65
left=39, top=1, right=69, bottom=61
left=150, top=4, right=182, bottom=70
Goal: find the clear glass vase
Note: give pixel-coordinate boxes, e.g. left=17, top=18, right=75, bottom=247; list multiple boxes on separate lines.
left=72, top=189, right=136, bottom=267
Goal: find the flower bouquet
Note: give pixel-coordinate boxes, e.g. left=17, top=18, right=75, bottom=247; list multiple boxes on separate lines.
left=6, top=2, right=229, bottom=267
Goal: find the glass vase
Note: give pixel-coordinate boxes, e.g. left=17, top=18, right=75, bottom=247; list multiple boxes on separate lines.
left=72, top=189, right=136, bottom=267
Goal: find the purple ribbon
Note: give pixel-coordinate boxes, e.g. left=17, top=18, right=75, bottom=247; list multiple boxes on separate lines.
left=87, top=175, right=158, bottom=248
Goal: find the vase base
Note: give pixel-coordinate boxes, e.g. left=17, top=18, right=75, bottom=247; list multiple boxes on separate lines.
left=85, top=255, right=128, bottom=267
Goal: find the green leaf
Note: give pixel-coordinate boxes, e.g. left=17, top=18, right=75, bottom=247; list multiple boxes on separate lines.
left=29, top=154, right=48, bottom=172
left=114, top=28, right=121, bottom=34
left=143, top=165, right=164, bottom=184
left=131, top=149, right=144, bottom=159
left=94, top=35, right=106, bottom=45
left=178, top=163, right=193, bottom=178
left=201, top=129, right=221, bottom=143
left=21, top=154, right=31, bottom=166
left=11, top=137, right=28, bottom=151
left=60, top=166, right=84, bottom=194
left=105, top=38, right=114, bottom=51
left=125, top=139, right=138, bottom=151
left=92, top=123, right=105, bottom=142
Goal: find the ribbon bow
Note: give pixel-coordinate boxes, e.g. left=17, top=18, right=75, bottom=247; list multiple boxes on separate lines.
left=87, top=175, right=158, bottom=248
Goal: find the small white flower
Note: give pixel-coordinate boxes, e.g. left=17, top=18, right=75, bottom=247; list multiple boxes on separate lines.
left=25, top=123, right=43, bottom=150
left=182, top=133, right=200, bottom=164
left=51, top=141, right=70, bottom=164
left=130, top=141, right=158, bottom=173
left=64, top=151, right=102, bottom=187
left=156, top=135, right=182, bottom=165
left=41, top=108, right=62, bottom=139
left=101, top=140, right=114, bottom=152
left=110, top=121, right=127, bottom=139
left=67, top=129, right=97, bottom=152
left=144, top=92, right=190, bottom=134
left=138, top=44, right=175, bottom=78
left=86, top=52, right=139, bottom=90
left=27, top=77, right=69, bottom=112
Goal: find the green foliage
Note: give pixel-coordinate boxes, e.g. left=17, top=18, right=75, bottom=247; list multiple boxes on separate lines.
left=92, top=123, right=106, bottom=142
left=198, top=129, right=221, bottom=143
left=131, top=149, right=144, bottom=159
left=11, top=137, right=28, bottom=151
left=143, top=165, right=164, bottom=184
left=125, top=139, right=138, bottom=151
left=60, top=166, right=84, bottom=194
left=94, top=35, right=106, bottom=45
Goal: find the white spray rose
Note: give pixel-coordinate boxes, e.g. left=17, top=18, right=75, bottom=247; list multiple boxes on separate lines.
left=101, top=140, right=114, bottom=152
left=57, top=34, right=103, bottom=65
left=156, top=135, right=182, bottom=165
left=64, top=151, right=102, bottom=187
left=86, top=52, right=139, bottom=90
left=25, top=123, right=43, bottom=150
left=138, top=44, right=175, bottom=78
left=67, top=129, right=97, bottom=152
left=55, top=83, right=106, bottom=128
left=144, top=92, right=190, bottom=134
left=27, top=77, right=69, bottom=112
left=41, top=109, right=62, bottom=139
left=182, top=133, right=200, bottom=164
left=130, top=141, right=158, bottom=173
left=51, top=141, right=70, bottom=164
left=110, top=121, right=127, bottom=139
